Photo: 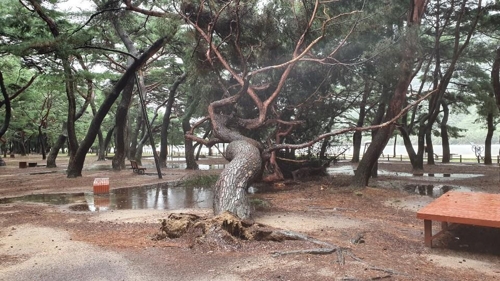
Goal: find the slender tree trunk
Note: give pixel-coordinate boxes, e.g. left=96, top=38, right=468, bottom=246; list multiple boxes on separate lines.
left=493, top=47, right=500, bottom=108
left=101, top=127, right=114, bottom=160
left=47, top=122, right=67, bottom=168
left=441, top=101, right=451, bottom=163
left=425, top=129, right=435, bottom=165
left=133, top=129, right=148, bottom=165
left=96, top=130, right=105, bottom=160
left=351, top=78, right=371, bottom=163
left=392, top=135, right=397, bottom=158
left=319, top=137, right=329, bottom=159
left=484, top=113, right=494, bottom=165
left=182, top=117, right=199, bottom=170
left=159, top=73, right=187, bottom=167
left=399, top=126, right=418, bottom=167
left=112, top=80, right=134, bottom=170
left=38, top=126, right=46, bottom=160
left=129, top=109, right=142, bottom=159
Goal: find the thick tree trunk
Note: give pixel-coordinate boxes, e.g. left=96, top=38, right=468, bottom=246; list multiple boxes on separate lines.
left=214, top=140, right=261, bottom=219
left=351, top=102, right=387, bottom=187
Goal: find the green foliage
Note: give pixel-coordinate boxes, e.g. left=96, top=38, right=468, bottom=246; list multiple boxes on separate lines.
left=1, top=0, right=499, bottom=159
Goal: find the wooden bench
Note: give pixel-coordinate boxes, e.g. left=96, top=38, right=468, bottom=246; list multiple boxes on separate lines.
left=130, top=160, right=146, bottom=175
left=416, top=191, right=500, bottom=247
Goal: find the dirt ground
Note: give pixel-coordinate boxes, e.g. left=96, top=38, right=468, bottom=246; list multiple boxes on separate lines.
left=0, top=155, right=500, bottom=281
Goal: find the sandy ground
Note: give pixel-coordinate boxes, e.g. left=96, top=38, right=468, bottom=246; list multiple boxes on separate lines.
left=1, top=155, right=500, bottom=280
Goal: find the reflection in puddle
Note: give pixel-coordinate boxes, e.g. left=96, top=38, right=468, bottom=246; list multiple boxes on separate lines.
left=403, top=184, right=473, bottom=197
left=93, top=184, right=213, bottom=211
left=0, top=183, right=213, bottom=212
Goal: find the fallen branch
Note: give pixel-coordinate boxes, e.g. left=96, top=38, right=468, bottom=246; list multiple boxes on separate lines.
left=272, top=247, right=337, bottom=257
left=346, top=251, right=400, bottom=276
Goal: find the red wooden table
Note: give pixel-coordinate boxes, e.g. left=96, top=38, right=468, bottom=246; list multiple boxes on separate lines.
left=416, top=191, right=500, bottom=247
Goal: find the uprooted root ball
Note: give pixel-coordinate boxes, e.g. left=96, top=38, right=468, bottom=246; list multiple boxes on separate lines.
left=153, top=211, right=316, bottom=250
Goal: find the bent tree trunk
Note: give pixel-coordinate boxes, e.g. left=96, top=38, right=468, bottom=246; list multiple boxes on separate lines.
left=47, top=122, right=68, bottom=168
left=66, top=37, right=170, bottom=177
left=214, top=140, right=261, bottom=219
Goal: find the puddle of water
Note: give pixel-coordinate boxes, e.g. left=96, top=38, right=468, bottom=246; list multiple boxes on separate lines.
left=403, top=184, right=473, bottom=197
left=0, top=193, right=87, bottom=205
left=166, top=163, right=226, bottom=170
left=97, top=184, right=213, bottom=211
left=0, top=183, right=213, bottom=212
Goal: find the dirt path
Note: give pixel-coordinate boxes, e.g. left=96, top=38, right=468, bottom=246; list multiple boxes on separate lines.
left=1, top=156, right=500, bottom=280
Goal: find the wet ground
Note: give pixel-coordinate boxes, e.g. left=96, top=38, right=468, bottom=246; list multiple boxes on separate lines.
left=0, top=155, right=500, bottom=280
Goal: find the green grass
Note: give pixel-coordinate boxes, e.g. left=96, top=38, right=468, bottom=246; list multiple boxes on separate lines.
left=249, top=198, right=271, bottom=210
left=181, top=174, right=219, bottom=187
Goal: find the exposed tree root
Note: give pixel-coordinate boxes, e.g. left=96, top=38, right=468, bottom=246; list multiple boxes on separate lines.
left=154, top=212, right=400, bottom=280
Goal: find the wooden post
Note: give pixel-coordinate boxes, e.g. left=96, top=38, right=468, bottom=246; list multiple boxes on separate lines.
left=424, top=220, right=432, bottom=247
left=441, top=221, right=448, bottom=231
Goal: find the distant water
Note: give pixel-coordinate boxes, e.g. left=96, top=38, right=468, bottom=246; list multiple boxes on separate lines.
left=376, top=144, right=500, bottom=158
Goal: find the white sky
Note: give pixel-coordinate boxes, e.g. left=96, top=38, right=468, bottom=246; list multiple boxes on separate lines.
left=55, top=0, right=95, bottom=12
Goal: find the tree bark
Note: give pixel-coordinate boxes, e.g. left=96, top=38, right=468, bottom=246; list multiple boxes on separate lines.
left=213, top=140, right=261, bottom=219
